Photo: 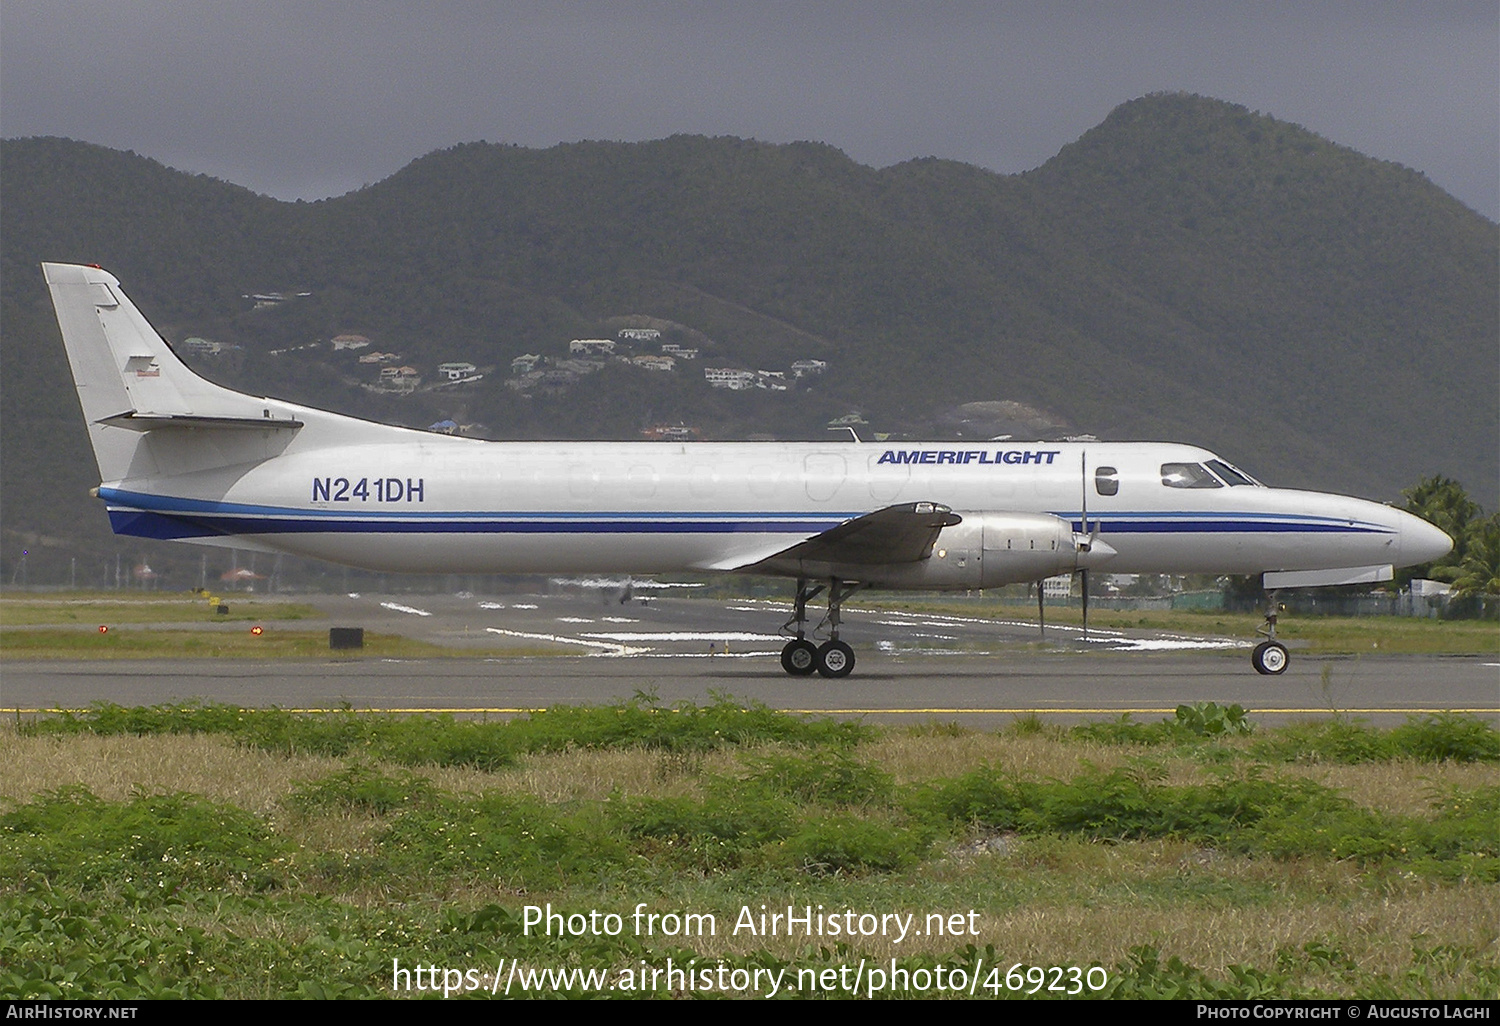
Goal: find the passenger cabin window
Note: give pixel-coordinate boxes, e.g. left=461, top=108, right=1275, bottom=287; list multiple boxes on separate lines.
left=1094, top=466, right=1119, bottom=496
left=1206, top=459, right=1257, bottom=486
left=1161, top=463, right=1222, bottom=489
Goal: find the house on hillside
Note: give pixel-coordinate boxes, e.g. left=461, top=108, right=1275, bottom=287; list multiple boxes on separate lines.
left=375, top=366, right=421, bottom=392
left=332, top=334, right=372, bottom=351
left=631, top=355, right=676, bottom=372
left=183, top=337, right=235, bottom=357
left=618, top=328, right=661, bottom=341
left=569, top=339, right=615, bottom=356
left=437, top=362, right=478, bottom=381
left=705, top=367, right=756, bottom=390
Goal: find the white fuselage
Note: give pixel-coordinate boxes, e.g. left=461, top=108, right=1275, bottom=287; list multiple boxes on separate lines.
left=98, top=431, right=1440, bottom=584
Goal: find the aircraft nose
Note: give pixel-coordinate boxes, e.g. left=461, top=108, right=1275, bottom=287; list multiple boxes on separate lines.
left=1400, top=513, right=1453, bottom=567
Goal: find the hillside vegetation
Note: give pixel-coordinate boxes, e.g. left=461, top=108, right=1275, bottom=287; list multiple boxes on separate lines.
left=2, top=93, right=1495, bottom=583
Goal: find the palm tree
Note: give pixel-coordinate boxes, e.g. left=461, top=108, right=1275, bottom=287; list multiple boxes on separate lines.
left=1401, top=476, right=1480, bottom=582
left=1452, top=514, right=1500, bottom=598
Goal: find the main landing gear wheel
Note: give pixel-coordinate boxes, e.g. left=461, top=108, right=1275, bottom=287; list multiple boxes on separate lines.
left=816, top=640, right=855, bottom=678
left=781, top=639, right=818, bottom=676
left=779, top=576, right=862, bottom=677
left=1251, top=641, right=1289, bottom=675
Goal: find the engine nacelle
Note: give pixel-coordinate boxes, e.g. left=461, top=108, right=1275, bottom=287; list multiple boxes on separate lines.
left=858, top=511, right=1085, bottom=589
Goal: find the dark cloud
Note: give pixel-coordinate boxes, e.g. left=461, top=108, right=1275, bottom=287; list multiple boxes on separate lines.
left=2, top=2, right=1495, bottom=218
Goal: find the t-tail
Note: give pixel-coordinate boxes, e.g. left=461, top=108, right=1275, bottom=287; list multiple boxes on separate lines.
left=43, top=262, right=409, bottom=490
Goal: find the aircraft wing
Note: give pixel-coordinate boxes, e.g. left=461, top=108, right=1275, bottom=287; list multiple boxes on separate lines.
left=706, top=502, right=962, bottom=573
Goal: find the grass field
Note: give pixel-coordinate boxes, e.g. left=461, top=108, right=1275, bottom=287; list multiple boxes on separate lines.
left=0, top=594, right=320, bottom=626
left=0, top=627, right=485, bottom=661
left=1, top=699, right=1495, bottom=999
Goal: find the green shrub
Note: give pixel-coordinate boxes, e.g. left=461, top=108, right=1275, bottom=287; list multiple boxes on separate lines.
left=910, top=766, right=1352, bottom=844
left=1250, top=720, right=1388, bottom=764
left=25, top=694, right=869, bottom=769
left=1387, top=715, right=1499, bottom=763
left=1003, top=714, right=1060, bottom=739
left=1067, top=715, right=1188, bottom=746
left=378, top=793, right=628, bottom=888
left=0, top=786, right=290, bottom=894
left=1250, top=715, right=1498, bottom=765
left=733, top=751, right=894, bottom=807
left=1175, top=702, right=1253, bottom=737
left=774, top=814, right=930, bottom=874
left=287, top=762, right=436, bottom=815
left=621, top=793, right=796, bottom=846
left=1106, top=945, right=1300, bottom=1000
left=0, top=890, right=226, bottom=999
left=503, top=692, right=871, bottom=753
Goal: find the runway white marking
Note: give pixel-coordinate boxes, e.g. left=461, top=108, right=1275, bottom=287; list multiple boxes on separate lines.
left=871, top=609, right=1127, bottom=637
left=478, top=601, right=505, bottom=609
left=635, top=651, right=781, bottom=659
left=600, top=616, right=639, bottom=623
left=484, top=627, right=645, bottom=655
left=1088, top=637, right=1248, bottom=651
left=556, top=617, right=595, bottom=623
left=379, top=601, right=432, bottom=617
left=549, top=577, right=705, bottom=589
left=581, top=631, right=785, bottom=643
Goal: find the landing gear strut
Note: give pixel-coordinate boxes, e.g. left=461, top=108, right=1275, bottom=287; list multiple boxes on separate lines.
left=779, top=577, right=860, bottom=678
left=1252, top=595, right=1289, bottom=675
left=779, top=579, right=822, bottom=676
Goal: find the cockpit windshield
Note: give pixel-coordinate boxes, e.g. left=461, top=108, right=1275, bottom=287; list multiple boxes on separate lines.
left=1161, top=463, right=1222, bottom=489
left=1206, top=459, right=1259, bottom=486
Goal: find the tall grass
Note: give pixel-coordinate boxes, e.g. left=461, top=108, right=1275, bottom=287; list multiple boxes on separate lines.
left=2, top=703, right=1496, bottom=999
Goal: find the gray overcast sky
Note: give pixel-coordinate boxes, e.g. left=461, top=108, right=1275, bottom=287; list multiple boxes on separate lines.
left=3, top=2, right=1496, bottom=219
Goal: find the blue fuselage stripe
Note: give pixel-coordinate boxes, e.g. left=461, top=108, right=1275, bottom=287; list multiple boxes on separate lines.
left=103, top=489, right=1394, bottom=543
left=107, top=509, right=841, bottom=539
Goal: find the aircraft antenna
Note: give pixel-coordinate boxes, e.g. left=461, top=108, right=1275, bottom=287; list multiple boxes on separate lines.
left=1080, top=450, right=1090, bottom=641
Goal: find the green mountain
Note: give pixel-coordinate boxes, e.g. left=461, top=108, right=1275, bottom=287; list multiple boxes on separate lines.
left=3, top=93, right=1495, bottom=586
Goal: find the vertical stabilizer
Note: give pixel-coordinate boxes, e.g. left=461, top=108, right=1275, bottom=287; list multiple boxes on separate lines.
left=43, top=262, right=298, bottom=484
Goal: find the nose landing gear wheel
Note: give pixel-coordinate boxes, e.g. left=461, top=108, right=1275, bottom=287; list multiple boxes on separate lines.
left=1251, top=640, right=1288, bottom=675
left=780, top=639, right=818, bottom=676
left=816, top=640, right=855, bottom=678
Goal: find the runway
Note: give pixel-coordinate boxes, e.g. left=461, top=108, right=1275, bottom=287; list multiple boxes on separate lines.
left=4, top=590, right=1495, bottom=725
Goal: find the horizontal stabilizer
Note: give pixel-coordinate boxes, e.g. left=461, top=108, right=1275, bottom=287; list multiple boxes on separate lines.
left=98, top=412, right=304, bottom=432
left=1263, top=564, right=1393, bottom=589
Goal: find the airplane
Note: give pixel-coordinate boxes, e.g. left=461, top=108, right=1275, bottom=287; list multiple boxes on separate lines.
left=43, top=262, right=1453, bottom=678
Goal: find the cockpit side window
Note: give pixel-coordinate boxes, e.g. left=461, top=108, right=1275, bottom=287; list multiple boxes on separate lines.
left=1161, top=462, right=1222, bottom=488
left=1094, top=466, right=1119, bottom=496
left=1206, top=459, right=1258, bottom=486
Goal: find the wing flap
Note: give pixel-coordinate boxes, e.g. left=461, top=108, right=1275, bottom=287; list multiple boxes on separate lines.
left=714, top=502, right=961, bottom=573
